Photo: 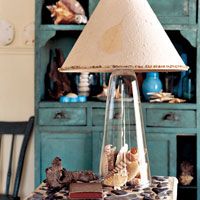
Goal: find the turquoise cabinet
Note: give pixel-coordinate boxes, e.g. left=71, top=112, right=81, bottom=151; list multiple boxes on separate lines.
left=35, top=0, right=200, bottom=199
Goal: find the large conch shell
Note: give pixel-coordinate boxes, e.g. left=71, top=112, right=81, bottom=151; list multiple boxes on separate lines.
left=46, top=0, right=87, bottom=24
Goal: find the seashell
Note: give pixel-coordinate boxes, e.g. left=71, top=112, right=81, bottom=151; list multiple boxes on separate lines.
left=115, top=144, right=128, bottom=166
left=113, top=171, right=128, bottom=190
left=101, top=153, right=109, bottom=177
left=66, top=93, right=78, bottom=97
left=129, top=177, right=141, bottom=186
left=179, top=175, right=193, bottom=185
left=126, top=160, right=139, bottom=181
left=61, top=0, right=85, bottom=15
left=46, top=0, right=87, bottom=25
left=101, top=144, right=116, bottom=177
left=103, top=173, right=114, bottom=187
left=103, top=159, right=127, bottom=187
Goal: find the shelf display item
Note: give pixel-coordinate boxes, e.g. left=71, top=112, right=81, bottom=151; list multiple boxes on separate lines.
left=22, top=22, right=35, bottom=45
left=142, top=72, right=163, bottom=100
left=182, top=69, right=194, bottom=101
left=78, top=72, right=90, bottom=96
left=45, top=49, right=71, bottom=100
left=0, top=19, right=15, bottom=46
left=46, top=0, right=87, bottom=24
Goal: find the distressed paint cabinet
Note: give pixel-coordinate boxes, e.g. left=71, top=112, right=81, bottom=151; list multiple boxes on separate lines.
left=35, top=0, right=200, bottom=199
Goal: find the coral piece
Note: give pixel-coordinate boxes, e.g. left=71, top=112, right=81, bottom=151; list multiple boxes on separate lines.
left=46, top=157, right=64, bottom=188
left=179, top=161, right=194, bottom=185
left=46, top=157, right=98, bottom=188
left=47, top=0, right=87, bottom=24
left=45, top=49, right=71, bottom=100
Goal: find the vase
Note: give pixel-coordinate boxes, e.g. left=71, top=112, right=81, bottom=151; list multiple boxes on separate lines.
left=142, top=72, right=162, bottom=100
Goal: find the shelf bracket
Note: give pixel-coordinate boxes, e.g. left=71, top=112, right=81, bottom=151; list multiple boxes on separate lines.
left=39, top=30, right=56, bottom=48
left=180, top=30, right=197, bottom=47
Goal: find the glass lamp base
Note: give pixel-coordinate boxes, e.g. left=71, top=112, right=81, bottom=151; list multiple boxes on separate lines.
left=99, top=69, right=151, bottom=189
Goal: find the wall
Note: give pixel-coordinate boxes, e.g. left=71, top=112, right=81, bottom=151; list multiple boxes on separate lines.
left=0, top=0, right=35, bottom=199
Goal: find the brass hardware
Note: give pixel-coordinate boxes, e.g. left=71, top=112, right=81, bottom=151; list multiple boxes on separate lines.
left=163, top=112, right=179, bottom=121
left=54, top=112, right=67, bottom=119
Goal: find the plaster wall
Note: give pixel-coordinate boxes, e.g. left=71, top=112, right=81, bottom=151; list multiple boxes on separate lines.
left=0, top=0, right=35, bottom=198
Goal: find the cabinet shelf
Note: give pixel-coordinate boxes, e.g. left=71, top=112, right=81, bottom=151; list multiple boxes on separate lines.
left=163, top=24, right=197, bottom=31
left=179, top=186, right=197, bottom=189
left=40, top=24, right=85, bottom=31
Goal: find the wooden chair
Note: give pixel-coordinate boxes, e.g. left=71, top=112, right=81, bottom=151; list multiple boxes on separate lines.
left=0, top=116, right=34, bottom=200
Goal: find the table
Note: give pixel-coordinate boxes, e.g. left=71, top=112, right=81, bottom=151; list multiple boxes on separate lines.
left=24, top=176, right=178, bottom=200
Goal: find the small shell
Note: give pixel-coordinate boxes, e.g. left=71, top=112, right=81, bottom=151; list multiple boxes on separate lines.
left=101, top=145, right=116, bottom=177
left=113, top=172, right=128, bottom=190
left=101, top=153, right=109, bottom=177
left=126, top=160, right=139, bottom=181
left=103, top=174, right=114, bottom=186
left=103, top=159, right=127, bottom=187
left=115, top=144, right=128, bottom=165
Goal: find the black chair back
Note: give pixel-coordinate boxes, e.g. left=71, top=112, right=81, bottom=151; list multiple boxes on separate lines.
left=0, top=116, right=34, bottom=200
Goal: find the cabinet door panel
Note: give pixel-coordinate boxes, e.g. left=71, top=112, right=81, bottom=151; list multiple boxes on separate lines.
left=148, top=0, right=196, bottom=24
left=40, top=131, right=92, bottom=181
left=88, top=0, right=196, bottom=25
left=147, top=133, right=176, bottom=177
left=89, top=0, right=99, bottom=16
left=92, top=131, right=103, bottom=174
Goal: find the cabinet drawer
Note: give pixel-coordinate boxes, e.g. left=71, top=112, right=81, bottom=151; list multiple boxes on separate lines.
left=148, top=0, right=196, bottom=25
left=39, top=108, right=86, bottom=126
left=146, top=109, right=196, bottom=128
left=92, top=108, right=135, bottom=126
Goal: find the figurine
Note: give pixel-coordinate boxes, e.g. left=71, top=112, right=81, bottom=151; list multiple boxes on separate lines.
left=46, top=0, right=87, bottom=24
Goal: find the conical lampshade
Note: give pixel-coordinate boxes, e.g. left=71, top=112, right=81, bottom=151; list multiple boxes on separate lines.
left=59, top=0, right=189, bottom=73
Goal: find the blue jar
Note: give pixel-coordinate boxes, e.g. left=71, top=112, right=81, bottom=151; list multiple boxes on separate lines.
left=142, top=72, right=163, bottom=100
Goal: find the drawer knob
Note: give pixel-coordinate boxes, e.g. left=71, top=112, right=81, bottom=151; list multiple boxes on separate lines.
left=163, top=112, right=179, bottom=121
left=54, top=112, right=67, bottom=119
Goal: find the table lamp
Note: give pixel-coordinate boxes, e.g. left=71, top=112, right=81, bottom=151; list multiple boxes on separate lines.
left=59, top=0, right=188, bottom=189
